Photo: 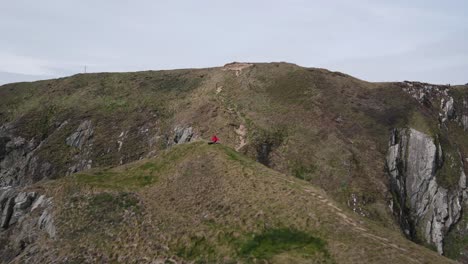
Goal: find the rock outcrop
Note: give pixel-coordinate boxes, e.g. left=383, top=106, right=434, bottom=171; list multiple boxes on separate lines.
left=235, top=124, right=247, bottom=151
left=222, top=62, right=253, bottom=77
left=401, top=82, right=457, bottom=124
left=0, top=119, right=77, bottom=188
left=401, top=81, right=468, bottom=132
left=172, top=126, right=194, bottom=145
left=0, top=187, right=16, bottom=228
left=0, top=186, right=56, bottom=262
left=0, top=187, right=54, bottom=233
left=401, top=81, right=450, bottom=107
left=66, top=120, right=94, bottom=174
left=66, top=120, right=93, bottom=149
left=441, top=97, right=455, bottom=123
left=37, top=200, right=56, bottom=238
left=458, top=99, right=468, bottom=131
left=386, top=128, right=467, bottom=254
left=10, top=191, right=37, bottom=226
left=0, top=124, right=44, bottom=187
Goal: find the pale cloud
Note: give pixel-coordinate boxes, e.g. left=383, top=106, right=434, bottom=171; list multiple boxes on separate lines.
left=0, top=53, right=55, bottom=76
left=0, top=0, right=467, bottom=84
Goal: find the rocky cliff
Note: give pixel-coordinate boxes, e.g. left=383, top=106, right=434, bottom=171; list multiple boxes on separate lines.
left=386, top=81, right=468, bottom=260
left=387, top=128, right=467, bottom=254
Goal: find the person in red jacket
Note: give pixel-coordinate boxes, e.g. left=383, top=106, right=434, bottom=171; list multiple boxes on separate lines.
left=209, top=135, right=219, bottom=144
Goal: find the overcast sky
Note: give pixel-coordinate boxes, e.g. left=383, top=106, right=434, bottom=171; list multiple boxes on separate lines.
left=1, top=0, right=467, bottom=85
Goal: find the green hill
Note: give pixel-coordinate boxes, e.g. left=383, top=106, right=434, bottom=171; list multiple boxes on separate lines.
left=1, top=62, right=468, bottom=263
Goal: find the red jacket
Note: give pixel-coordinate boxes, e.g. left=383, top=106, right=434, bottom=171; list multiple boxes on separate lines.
left=211, top=135, right=219, bottom=143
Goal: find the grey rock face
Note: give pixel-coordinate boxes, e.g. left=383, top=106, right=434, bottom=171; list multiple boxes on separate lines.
left=0, top=132, right=37, bottom=187
left=0, top=186, right=16, bottom=228
left=10, top=192, right=37, bottom=226
left=400, top=82, right=461, bottom=127
left=0, top=137, right=10, bottom=160
left=0, top=187, right=56, bottom=262
left=35, top=195, right=56, bottom=238
left=401, top=81, right=468, bottom=138
left=66, top=120, right=94, bottom=149
left=0, top=122, right=58, bottom=187
left=459, top=99, right=468, bottom=131
left=462, top=115, right=468, bottom=131
left=386, top=128, right=467, bottom=254
left=402, top=81, right=450, bottom=106
left=38, top=208, right=56, bottom=238
left=172, top=126, right=194, bottom=145
left=66, top=120, right=94, bottom=174
left=440, top=97, right=455, bottom=122
left=0, top=187, right=55, bottom=236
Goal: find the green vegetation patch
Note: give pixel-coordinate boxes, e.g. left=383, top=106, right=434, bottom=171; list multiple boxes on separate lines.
left=292, top=163, right=318, bottom=181
left=239, top=228, right=331, bottom=261
left=76, top=142, right=205, bottom=190
left=435, top=135, right=462, bottom=190
left=76, top=163, right=160, bottom=190
left=91, top=192, right=137, bottom=208
left=173, top=228, right=332, bottom=263
left=444, top=217, right=468, bottom=261
left=222, top=145, right=255, bottom=166
left=408, top=111, right=437, bottom=138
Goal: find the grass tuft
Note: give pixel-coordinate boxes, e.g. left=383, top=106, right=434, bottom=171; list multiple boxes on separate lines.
left=239, top=228, right=331, bottom=261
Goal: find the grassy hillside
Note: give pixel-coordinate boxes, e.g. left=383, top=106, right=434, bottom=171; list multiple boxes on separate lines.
left=2, top=62, right=468, bottom=261
left=0, top=63, right=419, bottom=216
left=18, top=142, right=453, bottom=263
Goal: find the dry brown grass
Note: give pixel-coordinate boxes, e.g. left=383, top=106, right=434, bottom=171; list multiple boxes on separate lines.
left=21, top=142, right=455, bottom=263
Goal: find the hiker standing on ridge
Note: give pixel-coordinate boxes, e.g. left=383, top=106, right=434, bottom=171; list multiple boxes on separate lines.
left=209, top=135, right=219, bottom=144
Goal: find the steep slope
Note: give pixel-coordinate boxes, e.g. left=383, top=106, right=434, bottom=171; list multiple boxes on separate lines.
left=1, top=62, right=468, bottom=261
left=0, top=142, right=455, bottom=263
